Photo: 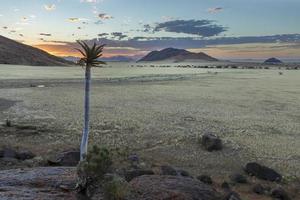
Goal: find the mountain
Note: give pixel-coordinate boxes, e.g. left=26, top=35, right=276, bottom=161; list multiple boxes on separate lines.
left=264, top=57, right=283, bottom=64
left=63, top=56, right=135, bottom=63
left=101, top=56, right=135, bottom=62
left=139, top=48, right=218, bottom=62
left=0, top=35, right=73, bottom=66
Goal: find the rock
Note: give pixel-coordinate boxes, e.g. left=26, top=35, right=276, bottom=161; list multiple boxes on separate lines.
left=0, top=167, right=77, bottom=200
left=124, top=169, right=154, bottom=182
left=223, top=191, right=242, bottom=200
left=130, top=175, right=221, bottom=200
left=252, top=184, right=265, bottom=195
left=221, top=181, right=231, bottom=191
left=160, top=165, right=177, bottom=175
left=48, top=151, right=80, bottom=166
left=271, top=187, right=291, bottom=200
left=244, top=162, right=282, bottom=182
left=17, top=150, right=36, bottom=160
left=1, top=148, right=17, bottom=159
left=201, top=133, right=223, bottom=151
left=197, top=175, right=213, bottom=185
left=229, top=174, right=247, bottom=184
left=177, top=169, right=190, bottom=177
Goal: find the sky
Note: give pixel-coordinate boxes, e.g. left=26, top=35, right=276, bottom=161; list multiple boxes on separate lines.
left=0, top=0, right=300, bottom=59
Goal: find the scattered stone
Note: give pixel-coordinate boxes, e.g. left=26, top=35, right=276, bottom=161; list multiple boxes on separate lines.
left=252, top=184, right=265, bottom=195
left=221, top=181, right=231, bottom=191
left=230, top=173, right=247, bottom=184
left=160, top=165, right=177, bottom=176
left=17, top=150, right=36, bottom=160
left=271, top=187, right=291, bottom=200
left=124, top=169, right=154, bottom=182
left=244, top=162, right=282, bottom=182
left=201, top=133, right=223, bottom=151
left=223, top=191, right=242, bottom=200
left=130, top=175, right=221, bottom=200
left=48, top=151, right=80, bottom=166
left=197, top=175, right=213, bottom=185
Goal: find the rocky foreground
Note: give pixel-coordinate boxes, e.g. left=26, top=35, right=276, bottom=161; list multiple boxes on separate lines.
left=0, top=145, right=299, bottom=199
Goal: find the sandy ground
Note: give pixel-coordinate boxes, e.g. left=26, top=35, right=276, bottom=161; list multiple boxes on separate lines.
left=0, top=63, right=299, bottom=180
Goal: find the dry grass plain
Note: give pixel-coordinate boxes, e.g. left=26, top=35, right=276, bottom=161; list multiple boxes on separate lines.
left=0, top=63, right=299, bottom=180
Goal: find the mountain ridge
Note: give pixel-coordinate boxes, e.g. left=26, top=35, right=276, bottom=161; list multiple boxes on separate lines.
left=0, top=35, right=73, bottom=66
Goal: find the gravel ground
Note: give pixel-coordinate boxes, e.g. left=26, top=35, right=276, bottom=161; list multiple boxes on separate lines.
left=0, top=64, right=299, bottom=178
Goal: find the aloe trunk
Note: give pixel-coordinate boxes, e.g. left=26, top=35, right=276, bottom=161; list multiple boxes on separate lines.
left=80, top=66, right=91, bottom=161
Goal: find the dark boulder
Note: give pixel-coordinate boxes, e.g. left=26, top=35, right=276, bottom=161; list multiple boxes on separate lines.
left=197, top=175, right=213, bottom=185
left=252, top=184, right=265, bottom=195
left=271, top=187, right=291, bottom=200
left=48, top=151, right=80, bottom=166
left=124, top=169, right=154, bottom=182
left=160, top=165, right=178, bottom=176
left=244, top=162, right=282, bottom=182
left=177, top=169, right=190, bottom=177
left=221, top=181, right=231, bottom=191
left=1, top=148, right=17, bottom=159
left=201, top=133, right=223, bottom=151
left=223, top=191, right=242, bottom=200
left=229, top=174, right=247, bottom=184
left=17, top=150, right=35, bottom=160
left=130, top=175, right=221, bottom=200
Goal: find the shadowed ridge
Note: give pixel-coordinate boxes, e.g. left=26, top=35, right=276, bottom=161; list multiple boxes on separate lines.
left=0, top=35, right=73, bottom=66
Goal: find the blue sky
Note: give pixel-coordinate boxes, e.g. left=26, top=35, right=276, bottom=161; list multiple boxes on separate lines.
left=0, top=0, right=300, bottom=59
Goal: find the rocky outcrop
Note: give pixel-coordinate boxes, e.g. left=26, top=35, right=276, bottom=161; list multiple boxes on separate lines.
left=130, top=175, right=221, bottom=200
left=244, top=162, right=282, bottom=182
left=0, top=167, right=77, bottom=200
left=48, top=151, right=80, bottom=166
left=0, top=147, right=35, bottom=161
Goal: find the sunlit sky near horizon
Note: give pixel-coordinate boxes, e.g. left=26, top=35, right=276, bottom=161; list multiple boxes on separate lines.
left=0, top=0, right=300, bottom=59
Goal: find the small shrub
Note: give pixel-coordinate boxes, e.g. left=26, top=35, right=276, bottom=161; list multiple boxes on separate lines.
left=104, top=176, right=130, bottom=200
left=77, top=145, right=113, bottom=195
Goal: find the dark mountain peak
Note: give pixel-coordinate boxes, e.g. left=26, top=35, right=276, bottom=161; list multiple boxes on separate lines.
left=0, top=35, right=73, bottom=66
left=139, top=47, right=218, bottom=62
left=264, top=57, right=283, bottom=64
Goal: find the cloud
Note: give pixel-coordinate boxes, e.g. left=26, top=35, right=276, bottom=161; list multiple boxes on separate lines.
left=147, top=19, right=227, bottom=37
left=111, top=32, right=127, bottom=40
left=36, top=34, right=300, bottom=58
left=98, top=13, right=113, bottom=20
left=207, top=7, right=223, bottom=14
left=44, top=4, right=56, bottom=11
left=67, top=18, right=89, bottom=22
left=98, top=33, right=109, bottom=37
left=40, top=33, right=52, bottom=36
left=21, top=17, right=29, bottom=22
left=80, top=0, right=102, bottom=3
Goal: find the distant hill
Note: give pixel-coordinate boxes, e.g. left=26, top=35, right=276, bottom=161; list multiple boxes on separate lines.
left=139, top=48, right=218, bottom=62
left=63, top=55, right=135, bottom=63
left=0, top=35, right=73, bottom=66
left=264, top=57, right=283, bottom=64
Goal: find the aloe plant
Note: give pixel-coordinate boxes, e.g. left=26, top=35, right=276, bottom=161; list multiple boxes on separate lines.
left=76, top=41, right=106, bottom=161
